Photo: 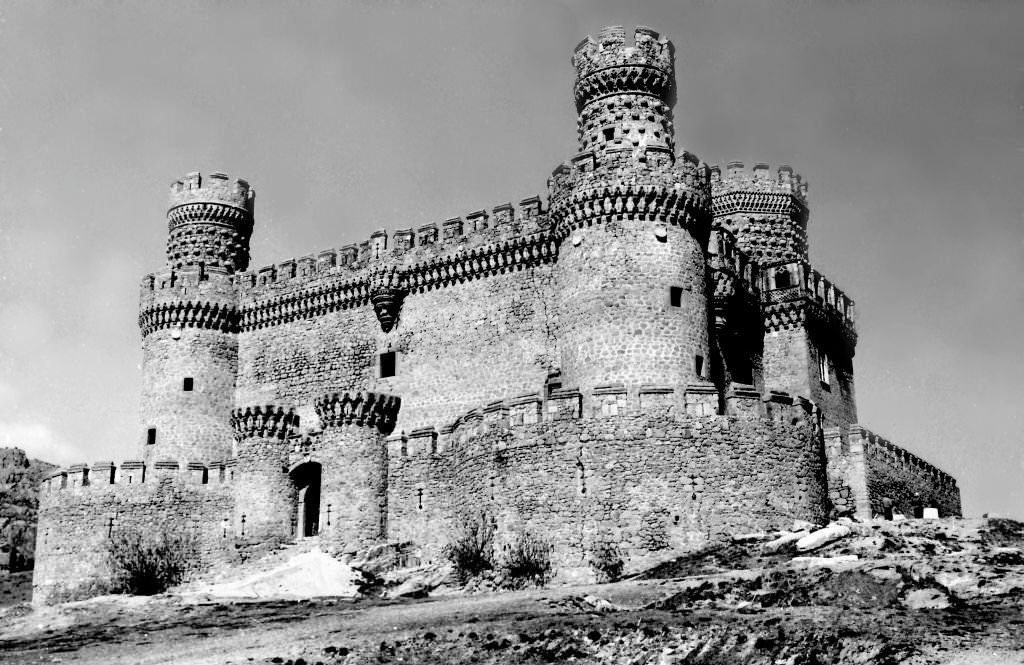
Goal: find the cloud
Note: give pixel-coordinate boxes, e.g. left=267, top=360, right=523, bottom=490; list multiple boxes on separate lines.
left=0, top=420, right=80, bottom=466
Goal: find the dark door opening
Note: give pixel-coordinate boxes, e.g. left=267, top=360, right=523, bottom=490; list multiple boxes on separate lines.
left=290, top=462, right=322, bottom=538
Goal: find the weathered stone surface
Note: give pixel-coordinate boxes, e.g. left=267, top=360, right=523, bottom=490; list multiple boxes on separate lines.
left=795, top=524, right=852, bottom=552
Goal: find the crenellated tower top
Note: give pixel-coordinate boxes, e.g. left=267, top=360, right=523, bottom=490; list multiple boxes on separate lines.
left=166, top=171, right=255, bottom=273
left=571, top=26, right=676, bottom=163
left=711, top=162, right=809, bottom=262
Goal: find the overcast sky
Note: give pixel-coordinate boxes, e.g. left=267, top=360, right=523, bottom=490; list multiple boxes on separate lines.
left=0, top=0, right=1020, bottom=518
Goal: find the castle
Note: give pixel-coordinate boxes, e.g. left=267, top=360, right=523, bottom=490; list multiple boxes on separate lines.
left=33, top=26, right=961, bottom=603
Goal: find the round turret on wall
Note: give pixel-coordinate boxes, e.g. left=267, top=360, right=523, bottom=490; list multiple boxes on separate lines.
left=137, top=172, right=252, bottom=465
left=550, top=27, right=714, bottom=396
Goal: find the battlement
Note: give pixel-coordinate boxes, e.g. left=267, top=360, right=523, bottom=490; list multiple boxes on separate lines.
left=547, top=149, right=711, bottom=239
left=230, top=405, right=300, bottom=440
left=238, top=196, right=547, bottom=293
left=711, top=162, right=808, bottom=202
left=572, top=27, right=674, bottom=111
left=710, top=162, right=810, bottom=263
left=385, top=383, right=813, bottom=460
left=761, top=261, right=856, bottom=349
left=237, top=227, right=558, bottom=331
left=39, top=457, right=239, bottom=494
left=166, top=171, right=255, bottom=273
left=851, top=425, right=958, bottom=489
left=168, top=171, right=255, bottom=213
left=138, top=298, right=241, bottom=337
left=314, top=391, right=401, bottom=434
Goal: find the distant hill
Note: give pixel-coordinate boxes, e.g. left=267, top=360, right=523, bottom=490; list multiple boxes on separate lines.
left=0, top=447, right=57, bottom=572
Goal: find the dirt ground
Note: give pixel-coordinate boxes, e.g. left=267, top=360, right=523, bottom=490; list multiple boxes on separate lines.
left=2, top=518, right=1023, bottom=665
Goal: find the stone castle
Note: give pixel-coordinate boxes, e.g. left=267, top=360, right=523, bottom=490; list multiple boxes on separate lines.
left=33, top=26, right=961, bottom=603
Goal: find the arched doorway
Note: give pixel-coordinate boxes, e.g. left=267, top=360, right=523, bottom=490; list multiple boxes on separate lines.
left=290, top=462, right=321, bottom=538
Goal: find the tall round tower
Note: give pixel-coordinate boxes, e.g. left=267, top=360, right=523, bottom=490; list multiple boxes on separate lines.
left=549, top=26, right=713, bottom=396
left=137, top=172, right=254, bottom=465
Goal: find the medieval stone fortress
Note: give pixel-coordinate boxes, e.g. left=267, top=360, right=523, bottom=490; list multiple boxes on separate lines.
left=32, top=25, right=961, bottom=603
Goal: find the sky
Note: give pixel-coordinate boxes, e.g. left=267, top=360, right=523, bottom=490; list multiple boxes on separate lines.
left=0, top=0, right=1020, bottom=518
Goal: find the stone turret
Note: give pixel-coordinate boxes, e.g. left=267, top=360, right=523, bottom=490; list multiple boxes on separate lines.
left=231, top=405, right=300, bottom=540
left=137, top=172, right=251, bottom=466
left=549, top=27, right=714, bottom=399
left=711, top=162, right=809, bottom=263
left=572, top=25, right=676, bottom=163
left=167, top=171, right=255, bottom=273
left=314, top=391, right=400, bottom=554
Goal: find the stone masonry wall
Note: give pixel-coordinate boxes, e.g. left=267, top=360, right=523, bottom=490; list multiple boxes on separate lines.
left=854, top=426, right=962, bottom=518
left=33, top=467, right=234, bottom=605
left=139, top=269, right=240, bottom=464
left=762, top=326, right=856, bottom=432
left=317, top=424, right=389, bottom=555
left=822, top=426, right=870, bottom=519
left=553, top=219, right=710, bottom=399
left=388, top=388, right=828, bottom=582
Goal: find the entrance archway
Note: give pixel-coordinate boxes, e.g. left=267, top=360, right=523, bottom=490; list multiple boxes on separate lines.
left=290, top=461, right=322, bottom=538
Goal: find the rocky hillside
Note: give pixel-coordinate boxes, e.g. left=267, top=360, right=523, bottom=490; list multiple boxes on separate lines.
left=0, top=447, right=56, bottom=572
left=1, top=517, right=1022, bottom=663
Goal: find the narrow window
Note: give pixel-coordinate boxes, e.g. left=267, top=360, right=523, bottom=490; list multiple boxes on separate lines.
left=379, top=352, right=396, bottom=378
left=695, top=355, right=704, bottom=378
left=545, top=371, right=562, bottom=396
left=183, top=377, right=194, bottom=391
left=669, top=286, right=683, bottom=307
left=417, top=488, right=424, bottom=511
left=602, top=127, right=615, bottom=142
left=819, top=351, right=831, bottom=388
left=146, top=428, right=157, bottom=445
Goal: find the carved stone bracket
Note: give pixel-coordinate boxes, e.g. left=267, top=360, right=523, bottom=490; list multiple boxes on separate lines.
left=368, top=265, right=407, bottom=332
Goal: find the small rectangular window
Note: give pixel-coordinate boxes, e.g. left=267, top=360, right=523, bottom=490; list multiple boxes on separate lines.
left=603, top=127, right=615, bottom=141
left=146, top=428, right=157, bottom=445
left=670, top=286, right=683, bottom=307
left=695, top=355, right=704, bottom=378
left=380, top=352, right=396, bottom=378
left=183, top=377, right=193, bottom=391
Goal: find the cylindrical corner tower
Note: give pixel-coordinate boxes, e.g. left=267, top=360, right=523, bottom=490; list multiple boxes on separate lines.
left=137, top=172, right=253, bottom=465
left=231, top=405, right=300, bottom=541
left=549, top=26, right=713, bottom=395
left=314, top=391, right=400, bottom=555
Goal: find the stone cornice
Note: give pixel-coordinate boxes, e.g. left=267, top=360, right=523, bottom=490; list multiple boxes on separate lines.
left=139, top=300, right=240, bottom=338
left=763, top=298, right=857, bottom=354
left=315, top=391, right=401, bottom=434
left=230, top=405, right=299, bottom=441
left=238, top=231, right=558, bottom=331
left=711, top=190, right=808, bottom=222
left=547, top=158, right=711, bottom=241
